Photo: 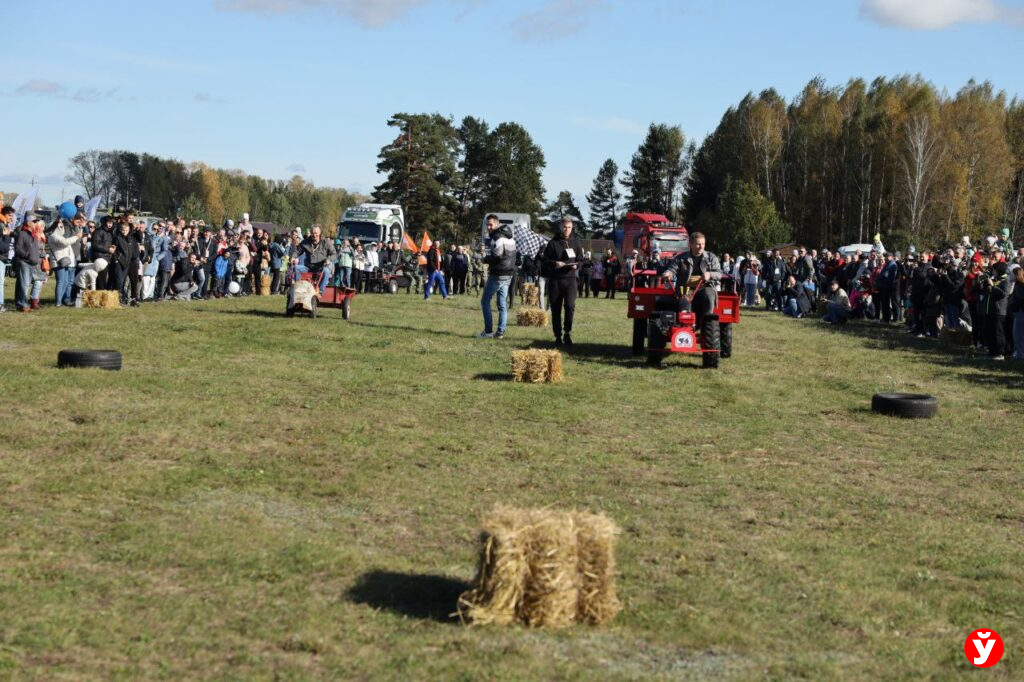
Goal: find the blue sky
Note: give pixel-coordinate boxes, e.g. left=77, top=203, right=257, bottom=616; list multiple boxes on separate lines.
left=2, top=0, right=1023, bottom=213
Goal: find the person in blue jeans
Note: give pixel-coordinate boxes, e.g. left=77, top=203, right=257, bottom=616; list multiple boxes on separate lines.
left=423, top=242, right=448, bottom=301
left=478, top=214, right=517, bottom=338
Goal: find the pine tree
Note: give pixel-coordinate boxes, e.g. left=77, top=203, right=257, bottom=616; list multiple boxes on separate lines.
left=542, top=190, right=588, bottom=234
left=586, top=159, right=621, bottom=236
left=479, top=122, right=546, bottom=217
left=372, top=113, right=459, bottom=240
left=623, top=124, right=685, bottom=217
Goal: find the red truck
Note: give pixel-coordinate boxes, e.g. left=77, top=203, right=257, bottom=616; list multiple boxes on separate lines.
left=619, top=212, right=689, bottom=287
left=621, top=212, right=689, bottom=262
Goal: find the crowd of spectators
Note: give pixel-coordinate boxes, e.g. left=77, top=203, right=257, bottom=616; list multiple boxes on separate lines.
left=729, top=230, right=1023, bottom=362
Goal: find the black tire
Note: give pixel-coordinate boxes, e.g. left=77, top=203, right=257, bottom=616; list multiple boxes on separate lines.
left=647, top=319, right=665, bottom=366
left=342, top=297, right=351, bottom=321
left=388, top=279, right=399, bottom=295
left=701, top=317, right=720, bottom=369
left=632, top=318, right=646, bottom=356
left=871, top=393, right=938, bottom=419
left=57, top=349, right=122, bottom=371
left=720, top=323, right=733, bottom=359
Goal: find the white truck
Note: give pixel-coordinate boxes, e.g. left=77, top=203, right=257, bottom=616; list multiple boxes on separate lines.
left=337, top=203, right=405, bottom=245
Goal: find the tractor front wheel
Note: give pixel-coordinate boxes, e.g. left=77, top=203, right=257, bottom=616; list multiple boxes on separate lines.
left=720, top=322, right=733, bottom=359
left=701, top=317, right=720, bottom=369
left=647, top=319, right=666, bottom=366
left=632, top=318, right=646, bottom=356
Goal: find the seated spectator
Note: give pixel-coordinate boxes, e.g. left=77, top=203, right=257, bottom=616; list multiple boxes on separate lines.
left=781, top=275, right=812, bottom=318
left=822, top=280, right=852, bottom=324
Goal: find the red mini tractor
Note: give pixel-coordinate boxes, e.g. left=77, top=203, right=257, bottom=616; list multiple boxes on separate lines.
left=627, top=276, right=740, bottom=368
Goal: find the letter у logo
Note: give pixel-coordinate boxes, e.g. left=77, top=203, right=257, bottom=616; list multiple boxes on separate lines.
left=964, top=629, right=1004, bottom=668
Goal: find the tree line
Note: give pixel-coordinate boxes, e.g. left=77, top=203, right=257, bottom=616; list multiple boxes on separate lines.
left=65, top=150, right=365, bottom=231
left=684, top=76, right=1024, bottom=254
left=59, top=75, right=1023, bottom=251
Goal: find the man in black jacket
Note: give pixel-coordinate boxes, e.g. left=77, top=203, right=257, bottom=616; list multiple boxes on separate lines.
left=91, top=216, right=115, bottom=290
left=541, top=217, right=583, bottom=346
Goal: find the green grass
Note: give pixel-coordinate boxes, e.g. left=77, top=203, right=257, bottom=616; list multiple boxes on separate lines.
left=1, top=286, right=1022, bottom=680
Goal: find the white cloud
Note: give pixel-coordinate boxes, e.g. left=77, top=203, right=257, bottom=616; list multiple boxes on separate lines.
left=217, top=0, right=431, bottom=27
left=286, top=163, right=308, bottom=173
left=14, top=80, right=123, bottom=102
left=861, top=0, right=1024, bottom=29
left=569, top=114, right=645, bottom=135
left=509, top=0, right=606, bottom=42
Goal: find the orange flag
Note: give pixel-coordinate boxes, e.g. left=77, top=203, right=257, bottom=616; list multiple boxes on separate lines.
left=402, top=231, right=419, bottom=252
left=419, top=230, right=433, bottom=253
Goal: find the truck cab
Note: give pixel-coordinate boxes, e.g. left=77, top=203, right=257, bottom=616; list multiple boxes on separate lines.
left=621, top=212, right=689, bottom=263
left=337, top=203, right=405, bottom=245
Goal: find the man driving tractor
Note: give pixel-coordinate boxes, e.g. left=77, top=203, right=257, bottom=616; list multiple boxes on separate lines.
left=657, top=232, right=723, bottom=315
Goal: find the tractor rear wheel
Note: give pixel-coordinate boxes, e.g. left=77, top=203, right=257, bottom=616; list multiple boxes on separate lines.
left=720, top=322, right=733, bottom=359
left=701, top=317, right=720, bottom=369
left=632, top=318, right=646, bottom=356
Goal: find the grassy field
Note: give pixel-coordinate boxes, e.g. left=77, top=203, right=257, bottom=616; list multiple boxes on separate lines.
left=1, top=284, right=1022, bottom=680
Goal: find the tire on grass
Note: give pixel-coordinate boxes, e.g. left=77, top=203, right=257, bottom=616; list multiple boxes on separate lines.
left=871, top=393, right=938, bottom=419
left=632, top=318, right=646, bottom=356
left=701, top=317, right=720, bottom=369
left=720, top=322, right=733, bottom=359
left=57, top=349, right=122, bottom=371
left=646, top=320, right=665, bottom=366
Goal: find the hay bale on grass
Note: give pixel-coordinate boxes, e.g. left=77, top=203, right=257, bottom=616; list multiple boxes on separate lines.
left=516, top=309, right=548, bottom=327
left=83, top=290, right=121, bottom=309
left=511, top=350, right=563, bottom=383
left=522, top=283, right=540, bottom=307
left=458, top=507, right=621, bottom=628
left=941, top=326, right=973, bottom=347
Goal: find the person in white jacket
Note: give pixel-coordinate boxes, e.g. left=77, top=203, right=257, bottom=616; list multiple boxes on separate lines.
left=47, top=214, right=84, bottom=306
left=73, top=257, right=108, bottom=307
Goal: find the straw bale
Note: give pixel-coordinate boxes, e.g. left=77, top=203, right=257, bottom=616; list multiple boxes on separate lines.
left=259, top=275, right=271, bottom=296
left=458, top=507, right=620, bottom=628
left=511, top=350, right=563, bottom=383
left=516, top=309, right=548, bottom=327
left=574, top=511, right=622, bottom=625
left=546, top=350, right=563, bottom=383
left=522, top=283, right=540, bottom=307
left=83, top=290, right=121, bottom=309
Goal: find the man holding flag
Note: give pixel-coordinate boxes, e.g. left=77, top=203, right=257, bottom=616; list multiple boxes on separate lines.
left=478, top=214, right=516, bottom=339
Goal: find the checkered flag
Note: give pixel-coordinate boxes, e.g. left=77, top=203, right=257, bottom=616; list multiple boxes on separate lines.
left=513, top=225, right=549, bottom=258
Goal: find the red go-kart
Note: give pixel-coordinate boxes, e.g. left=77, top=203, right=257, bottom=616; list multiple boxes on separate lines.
left=627, top=275, right=740, bottom=368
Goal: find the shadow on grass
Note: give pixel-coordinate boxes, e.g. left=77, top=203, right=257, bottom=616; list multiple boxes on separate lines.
left=473, top=372, right=511, bottom=382
left=194, top=307, right=287, bottom=319
left=526, top=340, right=645, bottom=367
left=815, top=318, right=1023, bottom=388
left=345, top=570, right=469, bottom=623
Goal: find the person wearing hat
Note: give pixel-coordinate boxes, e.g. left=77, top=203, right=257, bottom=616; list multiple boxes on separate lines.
left=73, top=257, right=108, bottom=307
left=14, top=214, right=44, bottom=311
left=996, top=228, right=1014, bottom=255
